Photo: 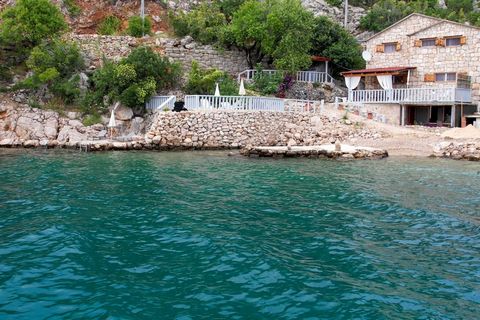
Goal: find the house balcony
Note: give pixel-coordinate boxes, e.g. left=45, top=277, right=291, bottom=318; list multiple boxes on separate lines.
left=347, top=87, right=472, bottom=104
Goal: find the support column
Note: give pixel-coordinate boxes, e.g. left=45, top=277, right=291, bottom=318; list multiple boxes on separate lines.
left=451, top=105, right=456, bottom=127
left=401, top=105, right=406, bottom=126
left=325, top=61, right=329, bottom=76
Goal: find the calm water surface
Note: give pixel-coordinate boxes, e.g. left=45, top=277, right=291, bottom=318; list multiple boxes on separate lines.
left=0, top=150, right=479, bottom=319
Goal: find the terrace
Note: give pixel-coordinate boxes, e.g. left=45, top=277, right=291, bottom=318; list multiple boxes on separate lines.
left=342, top=67, right=472, bottom=104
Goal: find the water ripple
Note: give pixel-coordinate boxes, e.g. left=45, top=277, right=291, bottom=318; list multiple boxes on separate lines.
left=0, top=150, right=479, bottom=319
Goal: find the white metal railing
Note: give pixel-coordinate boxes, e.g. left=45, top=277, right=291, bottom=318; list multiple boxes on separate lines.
left=238, top=69, right=334, bottom=84
left=184, top=95, right=326, bottom=113
left=296, top=71, right=334, bottom=84
left=347, top=87, right=472, bottom=104
left=185, top=95, right=285, bottom=112
left=146, top=95, right=176, bottom=110
left=284, top=99, right=325, bottom=113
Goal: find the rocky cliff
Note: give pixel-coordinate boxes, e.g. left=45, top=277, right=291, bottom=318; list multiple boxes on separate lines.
left=0, top=0, right=366, bottom=35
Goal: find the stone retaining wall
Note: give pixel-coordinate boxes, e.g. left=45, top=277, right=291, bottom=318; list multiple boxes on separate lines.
left=67, top=34, right=249, bottom=75
left=145, top=111, right=384, bottom=149
left=164, top=45, right=249, bottom=76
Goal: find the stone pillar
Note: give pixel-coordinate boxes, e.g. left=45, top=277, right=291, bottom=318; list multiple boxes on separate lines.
left=451, top=105, right=456, bottom=127
left=401, top=105, right=405, bottom=126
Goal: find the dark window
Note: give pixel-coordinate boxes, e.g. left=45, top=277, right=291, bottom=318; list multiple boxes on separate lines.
left=384, top=43, right=397, bottom=53
left=421, top=39, right=435, bottom=47
left=435, top=72, right=456, bottom=82
left=435, top=73, right=445, bottom=81
left=446, top=37, right=461, bottom=46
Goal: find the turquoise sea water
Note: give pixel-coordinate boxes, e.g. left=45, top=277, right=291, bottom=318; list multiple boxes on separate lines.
left=0, top=150, right=479, bottom=320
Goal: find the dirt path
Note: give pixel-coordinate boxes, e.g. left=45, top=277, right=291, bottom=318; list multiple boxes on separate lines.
left=344, top=115, right=447, bottom=157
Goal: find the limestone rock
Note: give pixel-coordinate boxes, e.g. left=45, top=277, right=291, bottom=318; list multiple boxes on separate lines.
left=115, top=105, right=134, bottom=121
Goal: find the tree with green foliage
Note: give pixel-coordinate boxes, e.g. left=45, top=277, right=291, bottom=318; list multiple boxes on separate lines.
left=89, top=47, right=181, bottom=113
left=216, top=0, right=246, bottom=20
left=170, top=3, right=227, bottom=44
left=127, top=16, right=152, bottom=38
left=98, top=16, right=122, bottom=35
left=223, top=0, right=267, bottom=67
left=0, top=0, right=67, bottom=49
left=311, top=16, right=365, bottom=76
left=185, top=61, right=238, bottom=95
left=226, top=0, right=314, bottom=72
left=20, top=40, right=85, bottom=104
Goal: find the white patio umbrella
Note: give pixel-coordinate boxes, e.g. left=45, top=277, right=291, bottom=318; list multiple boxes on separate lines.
left=108, top=110, right=116, bottom=128
left=239, top=78, right=246, bottom=96
left=108, top=102, right=120, bottom=139
left=214, top=83, right=221, bottom=97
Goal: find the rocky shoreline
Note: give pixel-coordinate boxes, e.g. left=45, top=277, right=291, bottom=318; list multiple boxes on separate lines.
left=2, top=104, right=480, bottom=161
left=241, top=145, right=388, bottom=159
left=431, top=141, right=480, bottom=161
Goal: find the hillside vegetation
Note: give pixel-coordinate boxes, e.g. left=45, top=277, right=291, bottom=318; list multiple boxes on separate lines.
left=351, top=0, right=480, bottom=31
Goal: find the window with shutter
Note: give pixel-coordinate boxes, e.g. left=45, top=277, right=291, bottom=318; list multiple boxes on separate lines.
left=383, top=43, right=397, bottom=53
left=421, top=38, right=436, bottom=47
left=424, top=74, right=435, bottom=82
left=445, top=37, right=461, bottom=46
left=414, top=39, right=422, bottom=47
left=395, top=42, right=401, bottom=51
left=376, top=44, right=384, bottom=53
left=435, top=38, right=445, bottom=46
left=460, top=36, right=467, bottom=44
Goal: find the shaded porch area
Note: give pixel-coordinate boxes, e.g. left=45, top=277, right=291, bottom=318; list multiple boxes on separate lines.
left=402, top=104, right=478, bottom=127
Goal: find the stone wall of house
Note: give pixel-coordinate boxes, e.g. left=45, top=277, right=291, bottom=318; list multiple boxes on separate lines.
left=67, top=34, right=249, bottom=76
left=145, top=111, right=384, bottom=149
left=364, top=14, right=480, bottom=104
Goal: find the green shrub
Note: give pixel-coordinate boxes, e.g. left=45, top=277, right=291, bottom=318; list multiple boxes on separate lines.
left=169, top=11, right=190, bottom=37
left=0, top=0, right=67, bottom=49
left=80, top=91, right=107, bottom=116
left=98, top=16, right=122, bottom=35
left=127, top=16, right=152, bottom=37
left=20, top=40, right=85, bottom=104
left=82, top=113, right=102, bottom=126
left=216, top=0, right=246, bottom=20
left=90, top=47, right=181, bottom=112
left=170, top=4, right=227, bottom=44
left=64, top=0, right=81, bottom=17
left=360, top=0, right=407, bottom=32
left=250, top=65, right=283, bottom=95
left=185, top=61, right=238, bottom=95
left=325, top=0, right=343, bottom=7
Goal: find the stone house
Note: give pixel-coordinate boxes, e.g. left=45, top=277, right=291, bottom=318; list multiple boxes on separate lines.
left=342, top=13, right=479, bottom=127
